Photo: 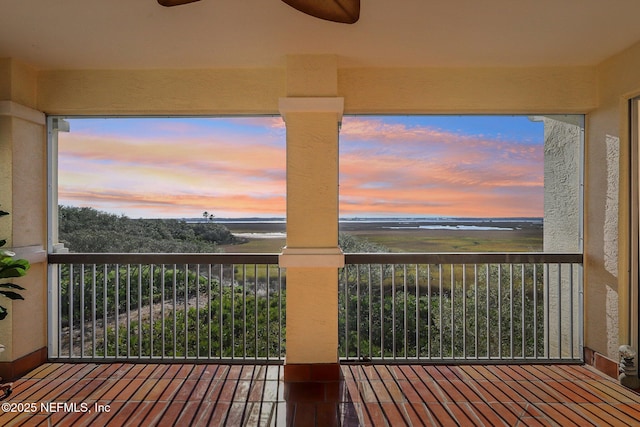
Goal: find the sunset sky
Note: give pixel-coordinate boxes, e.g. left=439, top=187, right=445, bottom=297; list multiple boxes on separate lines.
left=58, top=115, right=544, bottom=219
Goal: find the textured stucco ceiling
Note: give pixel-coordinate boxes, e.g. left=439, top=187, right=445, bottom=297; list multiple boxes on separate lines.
left=2, top=0, right=640, bottom=70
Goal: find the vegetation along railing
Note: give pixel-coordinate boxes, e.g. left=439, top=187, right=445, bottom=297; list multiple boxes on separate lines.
left=339, top=252, right=584, bottom=363
left=48, top=253, right=285, bottom=362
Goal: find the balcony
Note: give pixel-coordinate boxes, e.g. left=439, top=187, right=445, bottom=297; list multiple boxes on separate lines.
left=0, top=251, right=631, bottom=425
left=47, top=252, right=582, bottom=364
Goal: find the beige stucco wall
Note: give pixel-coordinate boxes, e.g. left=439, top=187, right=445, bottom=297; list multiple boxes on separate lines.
left=339, top=67, right=597, bottom=114
left=3, top=48, right=638, bottom=363
left=590, top=40, right=640, bottom=358
left=37, top=66, right=598, bottom=116
left=0, top=58, right=38, bottom=109
left=0, top=59, right=47, bottom=363
left=38, top=69, right=284, bottom=115
left=0, top=116, right=11, bottom=241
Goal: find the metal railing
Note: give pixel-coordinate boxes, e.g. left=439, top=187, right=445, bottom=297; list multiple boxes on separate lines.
left=48, top=253, right=285, bottom=362
left=49, top=251, right=583, bottom=365
left=339, top=252, right=583, bottom=363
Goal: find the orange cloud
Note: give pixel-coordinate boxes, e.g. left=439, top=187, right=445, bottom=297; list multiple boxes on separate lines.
left=59, top=188, right=286, bottom=218
left=59, top=118, right=286, bottom=218
left=339, top=117, right=543, bottom=217
left=58, top=116, right=545, bottom=219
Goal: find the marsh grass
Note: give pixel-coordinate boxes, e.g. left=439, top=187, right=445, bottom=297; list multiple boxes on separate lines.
left=346, top=229, right=542, bottom=253
left=220, top=221, right=542, bottom=253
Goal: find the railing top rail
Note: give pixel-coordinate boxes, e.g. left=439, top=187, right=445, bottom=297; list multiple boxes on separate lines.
left=48, top=252, right=281, bottom=265
left=344, top=252, right=583, bottom=265
left=49, top=252, right=583, bottom=265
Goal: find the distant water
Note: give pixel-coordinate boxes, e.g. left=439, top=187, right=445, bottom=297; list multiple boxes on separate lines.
left=211, top=217, right=541, bottom=238
left=340, top=217, right=541, bottom=224
left=213, top=218, right=286, bottom=224
left=233, top=232, right=287, bottom=239
left=388, top=225, right=514, bottom=231
left=210, top=217, right=541, bottom=225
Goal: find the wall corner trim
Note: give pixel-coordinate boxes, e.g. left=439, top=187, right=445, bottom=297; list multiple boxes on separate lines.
left=10, top=245, right=47, bottom=264
left=0, top=101, right=46, bottom=125
left=279, top=246, right=345, bottom=268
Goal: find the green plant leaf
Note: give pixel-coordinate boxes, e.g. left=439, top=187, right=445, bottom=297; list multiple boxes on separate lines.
left=0, top=259, right=30, bottom=278
left=0, top=267, right=28, bottom=279
left=0, top=283, right=25, bottom=291
left=0, top=291, right=24, bottom=300
left=0, top=258, right=29, bottom=268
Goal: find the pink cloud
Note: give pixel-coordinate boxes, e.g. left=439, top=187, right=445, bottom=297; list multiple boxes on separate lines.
left=58, top=116, right=545, bottom=218
left=60, top=188, right=286, bottom=218
left=58, top=121, right=286, bottom=218
left=339, top=117, right=543, bottom=217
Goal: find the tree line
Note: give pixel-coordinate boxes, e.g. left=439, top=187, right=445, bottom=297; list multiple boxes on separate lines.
left=58, top=206, right=238, bottom=253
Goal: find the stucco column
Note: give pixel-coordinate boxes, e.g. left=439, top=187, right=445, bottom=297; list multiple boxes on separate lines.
left=279, top=100, right=344, bottom=378
left=278, top=55, right=344, bottom=381
left=0, top=59, right=48, bottom=379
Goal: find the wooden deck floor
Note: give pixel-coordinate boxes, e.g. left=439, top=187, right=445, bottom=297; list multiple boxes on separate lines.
left=0, top=362, right=639, bottom=426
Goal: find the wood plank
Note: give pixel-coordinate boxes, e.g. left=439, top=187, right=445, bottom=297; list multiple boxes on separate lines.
left=3, top=362, right=640, bottom=427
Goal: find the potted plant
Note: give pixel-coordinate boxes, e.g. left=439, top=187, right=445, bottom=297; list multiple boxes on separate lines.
left=0, top=207, right=28, bottom=399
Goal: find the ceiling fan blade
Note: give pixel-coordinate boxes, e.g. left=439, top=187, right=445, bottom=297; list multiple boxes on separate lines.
left=281, top=0, right=360, bottom=24
left=157, top=0, right=201, bottom=7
